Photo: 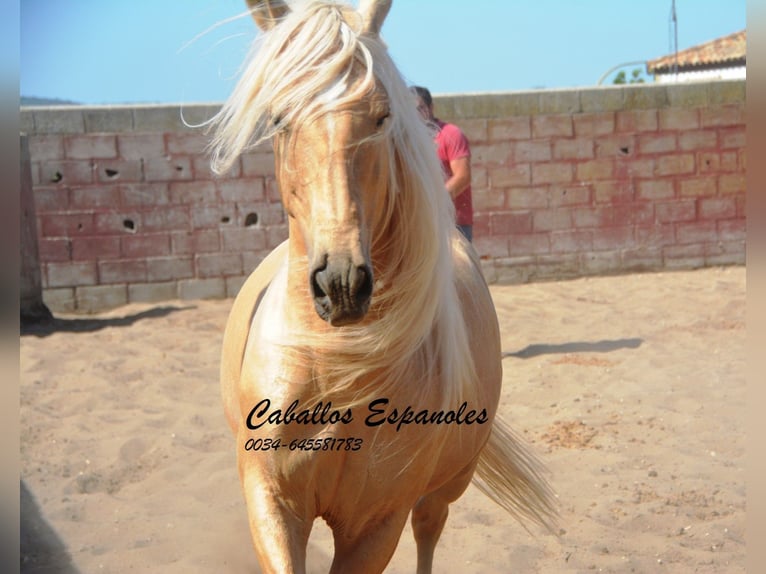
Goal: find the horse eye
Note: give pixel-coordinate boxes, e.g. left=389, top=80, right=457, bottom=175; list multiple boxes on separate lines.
left=376, top=112, right=390, bottom=128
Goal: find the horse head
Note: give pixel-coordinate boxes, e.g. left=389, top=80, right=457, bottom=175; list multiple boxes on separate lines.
left=246, top=0, right=394, bottom=326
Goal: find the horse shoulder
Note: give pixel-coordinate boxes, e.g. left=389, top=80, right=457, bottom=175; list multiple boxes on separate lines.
left=221, top=240, right=289, bottom=434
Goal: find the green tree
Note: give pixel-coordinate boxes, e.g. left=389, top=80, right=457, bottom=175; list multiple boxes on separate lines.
left=613, top=68, right=646, bottom=85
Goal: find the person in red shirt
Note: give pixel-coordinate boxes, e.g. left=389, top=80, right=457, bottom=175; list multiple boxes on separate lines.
left=411, top=86, right=474, bottom=242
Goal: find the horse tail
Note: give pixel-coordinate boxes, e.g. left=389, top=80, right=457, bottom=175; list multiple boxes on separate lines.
left=472, top=416, right=560, bottom=534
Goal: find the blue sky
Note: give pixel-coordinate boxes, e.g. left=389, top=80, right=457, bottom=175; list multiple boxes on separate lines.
left=20, top=0, right=746, bottom=105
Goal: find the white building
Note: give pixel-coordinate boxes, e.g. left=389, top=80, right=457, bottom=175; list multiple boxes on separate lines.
left=646, top=30, right=745, bottom=84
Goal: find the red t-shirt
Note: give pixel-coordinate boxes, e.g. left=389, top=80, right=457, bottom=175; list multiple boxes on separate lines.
left=434, top=120, right=473, bottom=225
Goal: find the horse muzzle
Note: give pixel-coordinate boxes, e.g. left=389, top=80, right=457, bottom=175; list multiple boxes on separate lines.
left=309, top=256, right=374, bottom=326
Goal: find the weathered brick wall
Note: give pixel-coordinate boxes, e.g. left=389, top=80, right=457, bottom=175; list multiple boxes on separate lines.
left=20, top=80, right=745, bottom=313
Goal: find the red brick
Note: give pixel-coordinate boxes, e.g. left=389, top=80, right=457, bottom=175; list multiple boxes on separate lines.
left=698, top=198, right=737, bottom=220
left=549, top=185, right=591, bottom=207
left=678, top=130, right=717, bottom=151
left=65, top=135, right=117, bottom=159
left=471, top=143, right=511, bottom=166
left=507, top=187, right=548, bottom=209
left=70, top=186, right=122, bottom=209
left=241, top=151, right=276, bottom=177
left=29, top=135, right=64, bottom=161
left=572, top=206, right=613, bottom=228
left=41, top=213, right=96, bottom=237
left=614, top=158, right=655, bottom=180
left=655, top=201, right=696, bottom=223
left=473, top=235, right=510, bottom=259
left=95, top=159, right=144, bottom=183
left=196, top=253, right=243, bottom=277
left=638, top=133, right=676, bottom=155
left=489, top=211, right=532, bottom=235
left=473, top=188, right=505, bottom=211
left=38, top=238, right=71, bottom=262
left=168, top=181, right=218, bottom=204
left=221, top=228, right=268, bottom=253
left=550, top=230, right=593, bottom=253
left=700, top=105, right=744, bottom=128
left=697, top=152, right=738, bottom=174
left=514, top=141, right=551, bottom=163
left=508, top=233, right=550, bottom=256
left=144, top=156, right=193, bottom=181
left=488, top=165, right=531, bottom=187
left=533, top=208, right=573, bottom=231
left=93, top=211, right=142, bottom=235
left=616, top=109, right=658, bottom=133
left=40, top=160, right=95, bottom=185
left=719, top=174, right=745, bottom=195
left=532, top=115, right=573, bottom=138
left=459, top=119, right=488, bottom=143
left=554, top=138, right=594, bottom=161
left=637, top=180, right=674, bottom=201
left=718, top=219, right=746, bottom=241
left=218, top=179, right=266, bottom=203
left=170, top=230, right=221, bottom=254
left=636, top=224, right=675, bottom=247
left=679, top=177, right=717, bottom=197
left=472, top=213, right=490, bottom=237
left=265, top=226, right=289, bottom=249
left=595, top=135, right=635, bottom=158
left=34, top=187, right=70, bottom=212
left=719, top=128, right=745, bottom=150
left=655, top=154, right=695, bottom=176
left=146, top=256, right=194, bottom=281
left=675, top=221, right=717, bottom=245
left=46, top=261, right=98, bottom=288
left=592, top=226, right=634, bottom=250
left=576, top=159, right=614, bottom=181
left=621, top=247, right=663, bottom=271
left=573, top=112, right=615, bottom=136
left=192, top=204, right=236, bottom=228
left=165, top=133, right=211, bottom=155
left=593, top=181, right=635, bottom=204
left=122, top=234, right=172, bottom=257
left=488, top=117, right=531, bottom=141
left=117, top=133, right=166, bottom=160
left=71, top=236, right=121, bottom=260
left=254, top=204, right=288, bottom=226
left=659, top=108, right=700, bottom=131
left=141, top=207, right=191, bottom=232
left=98, top=259, right=148, bottom=283
left=611, top=203, right=654, bottom=226
left=120, top=183, right=170, bottom=207
left=532, top=162, right=573, bottom=184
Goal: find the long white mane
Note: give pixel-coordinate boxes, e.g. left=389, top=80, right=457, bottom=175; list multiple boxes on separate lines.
left=209, top=0, right=479, bottom=414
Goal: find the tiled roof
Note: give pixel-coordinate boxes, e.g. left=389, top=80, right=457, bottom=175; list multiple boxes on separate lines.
left=647, top=30, right=746, bottom=74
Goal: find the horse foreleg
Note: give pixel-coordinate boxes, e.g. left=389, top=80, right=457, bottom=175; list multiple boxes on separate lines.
left=329, top=510, right=409, bottom=574
left=240, top=471, right=312, bottom=574
left=411, top=464, right=476, bottom=574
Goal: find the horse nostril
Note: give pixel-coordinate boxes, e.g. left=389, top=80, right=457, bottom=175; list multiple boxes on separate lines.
left=352, top=265, right=373, bottom=303
left=310, top=266, right=328, bottom=300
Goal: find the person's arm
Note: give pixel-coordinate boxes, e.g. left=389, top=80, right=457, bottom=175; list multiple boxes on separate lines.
left=445, top=156, right=471, bottom=200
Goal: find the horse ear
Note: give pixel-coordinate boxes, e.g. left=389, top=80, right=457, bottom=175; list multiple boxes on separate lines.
left=246, top=0, right=291, bottom=31
left=358, top=0, right=392, bottom=36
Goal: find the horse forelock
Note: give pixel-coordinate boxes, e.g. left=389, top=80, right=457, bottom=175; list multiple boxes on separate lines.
left=212, top=0, right=478, bottom=415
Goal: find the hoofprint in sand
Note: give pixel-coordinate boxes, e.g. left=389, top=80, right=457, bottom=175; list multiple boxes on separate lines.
left=20, top=266, right=745, bottom=573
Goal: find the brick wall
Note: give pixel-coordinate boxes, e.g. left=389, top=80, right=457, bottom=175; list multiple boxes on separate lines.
left=21, top=80, right=745, bottom=313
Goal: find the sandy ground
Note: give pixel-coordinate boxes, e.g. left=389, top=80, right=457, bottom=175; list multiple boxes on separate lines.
left=20, top=266, right=745, bottom=573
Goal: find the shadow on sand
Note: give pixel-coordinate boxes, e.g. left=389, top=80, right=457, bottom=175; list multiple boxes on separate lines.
left=20, top=481, right=80, bottom=574
left=503, top=338, right=643, bottom=359
left=20, top=305, right=195, bottom=338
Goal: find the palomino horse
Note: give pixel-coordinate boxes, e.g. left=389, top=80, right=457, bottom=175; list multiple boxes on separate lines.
left=213, top=1, right=557, bottom=572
